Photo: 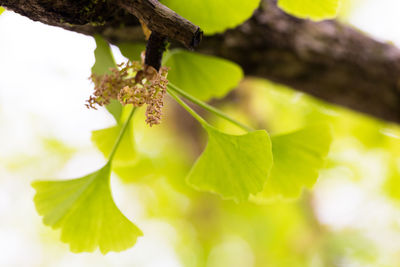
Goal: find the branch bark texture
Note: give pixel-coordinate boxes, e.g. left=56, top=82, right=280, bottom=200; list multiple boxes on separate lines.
left=1, top=0, right=400, bottom=124
left=118, top=0, right=202, bottom=48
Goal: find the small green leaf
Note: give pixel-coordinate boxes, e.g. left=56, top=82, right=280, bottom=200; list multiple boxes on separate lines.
left=92, top=125, right=135, bottom=163
left=187, top=125, right=273, bottom=202
left=165, top=50, right=243, bottom=101
left=161, top=0, right=261, bottom=34
left=118, top=43, right=146, bottom=61
left=91, top=120, right=142, bottom=181
left=32, top=163, right=142, bottom=254
left=92, top=35, right=116, bottom=75
left=91, top=106, right=137, bottom=180
left=278, top=0, right=340, bottom=20
left=92, top=35, right=122, bottom=122
left=383, top=162, right=400, bottom=201
left=252, top=124, right=332, bottom=202
left=0, top=7, right=5, bottom=15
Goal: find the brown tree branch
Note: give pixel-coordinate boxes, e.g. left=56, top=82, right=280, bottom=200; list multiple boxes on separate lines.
left=117, top=0, right=202, bottom=48
left=1, top=0, right=400, bottom=124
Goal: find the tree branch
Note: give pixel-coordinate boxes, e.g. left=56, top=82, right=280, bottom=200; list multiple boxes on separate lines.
left=117, top=0, right=202, bottom=49
left=1, top=0, right=400, bottom=124
left=145, top=31, right=167, bottom=70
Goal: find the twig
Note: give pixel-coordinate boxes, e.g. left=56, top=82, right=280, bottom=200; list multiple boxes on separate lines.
left=117, top=0, right=202, bottom=49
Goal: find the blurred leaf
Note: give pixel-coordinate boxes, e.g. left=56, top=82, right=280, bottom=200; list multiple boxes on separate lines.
left=92, top=35, right=122, bottom=122
left=91, top=107, right=141, bottom=180
left=187, top=125, right=273, bottom=202
left=0, top=7, right=5, bottom=15
left=118, top=42, right=146, bottom=61
left=92, top=125, right=136, bottom=163
left=160, top=0, right=261, bottom=34
left=165, top=50, right=243, bottom=101
left=5, top=138, right=76, bottom=178
left=252, top=124, right=332, bottom=201
left=92, top=36, right=115, bottom=75
left=32, top=163, right=142, bottom=254
left=384, top=161, right=400, bottom=201
left=278, top=0, right=341, bottom=20
left=321, top=231, right=378, bottom=264
left=92, top=124, right=156, bottom=181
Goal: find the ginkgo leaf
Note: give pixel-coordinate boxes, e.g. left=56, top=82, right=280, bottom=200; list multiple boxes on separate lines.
left=92, top=35, right=122, bottom=123
left=187, top=125, right=273, bottom=202
left=161, top=0, right=261, bottom=34
left=278, top=0, right=340, bottom=20
left=92, top=124, right=136, bottom=163
left=251, top=124, right=332, bottom=202
left=383, top=162, right=400, bottom=201
left=118, top=42, right=146, bottom=61
left=32, top=163, right=143, bottom=254
left=165, top=50, right=243, bottom=101
left=91, top=121, right=144, bottom=181
left=0, top=7, right=5, bottom=15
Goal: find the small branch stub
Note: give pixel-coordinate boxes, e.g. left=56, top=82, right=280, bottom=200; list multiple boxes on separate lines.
left=145, top=31, right=167, bottom=71
left=117, top=0, right=203, bottom=49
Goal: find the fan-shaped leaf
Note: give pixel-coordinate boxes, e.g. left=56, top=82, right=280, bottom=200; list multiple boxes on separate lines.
left=32, top=163, right=142, bottom=254
left=187, top=125, right=273, bottom=202
left=252, top=124, right=332, bottom=202
left=165, top=50, right=243, bottom=101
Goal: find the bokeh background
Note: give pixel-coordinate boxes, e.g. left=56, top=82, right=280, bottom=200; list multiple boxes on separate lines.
left=1, top=0, right=400, bottom=266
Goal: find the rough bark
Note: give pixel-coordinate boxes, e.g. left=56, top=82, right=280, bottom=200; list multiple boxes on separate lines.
left=1, top=0, right=400, bottom=124
left=145, top=31, right=167, bottom=70
left=118, top=0, right=202, bottom=48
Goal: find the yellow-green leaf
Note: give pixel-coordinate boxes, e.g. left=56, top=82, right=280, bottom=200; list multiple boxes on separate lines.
left=383, top=162, right=400, bottom=201
left=165, top=50, right=243, bottom=101
left=187, top=125, right=273, bottom=202
left=252, top=124, right=332, bottom=202
left=118, top=43, right=146, bottom=61
left=91, top=106, right=140, bottom=181
left=161, top=0, right=261, bottom=34
left=278, top=0, right=341, bottom=20
left=92, top=125, right=135, bottom=163
left=0, top=7, right=5, bottom=15
left=32, top=163, right=143, bottom=254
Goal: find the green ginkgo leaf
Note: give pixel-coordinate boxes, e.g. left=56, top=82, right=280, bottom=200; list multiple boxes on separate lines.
left=118, top=42, right=146, bottom=61
left=165, top=50, right=243, bottom=101
left=161, top=0, right=261, bottom=34
left=91, top=122, right=146, bottom=181
left=383, top=162, right=400, bottom=201
left=92, top=124, right=136, bottom=163
left=92, top=35, right=122, bottom=123
left=187, top=125, right=273, bottom=202
left=32, top=163, right=143, bottom=254
left=252, top=124, right=332, bottom=202
left=278, top=0, right=340, bottom=20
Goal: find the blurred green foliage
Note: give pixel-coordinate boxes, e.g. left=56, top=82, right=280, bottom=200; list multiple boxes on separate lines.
left=278, top=0, right=341, bottom=20
left=160, top=0, right=261, bottom=34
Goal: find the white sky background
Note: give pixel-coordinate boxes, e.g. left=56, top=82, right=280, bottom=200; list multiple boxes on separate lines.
left=1, top=0, right=400, bottom=266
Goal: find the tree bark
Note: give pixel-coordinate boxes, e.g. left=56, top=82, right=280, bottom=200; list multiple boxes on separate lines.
left=1, top=0, right=400, bottom=124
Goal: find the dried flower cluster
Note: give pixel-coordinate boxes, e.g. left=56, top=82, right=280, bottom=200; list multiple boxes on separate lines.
left=87, top=57, right=169, bottom=126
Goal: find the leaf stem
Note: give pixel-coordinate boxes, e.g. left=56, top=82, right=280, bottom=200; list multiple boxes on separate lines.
left=168, top=83, right=253, bottom=132
left=166, top=87, right=209, bottom=127
left=108, top=107, right=136, bottom=162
